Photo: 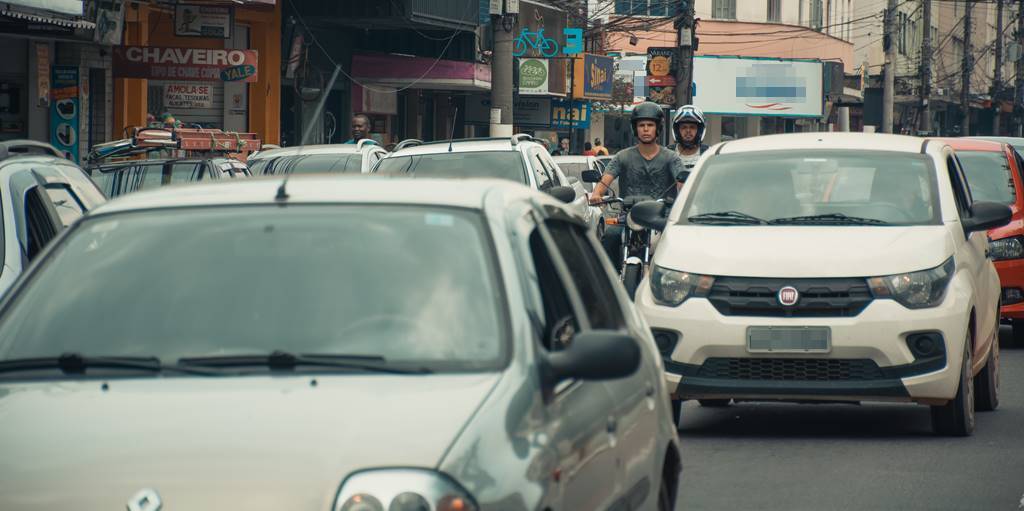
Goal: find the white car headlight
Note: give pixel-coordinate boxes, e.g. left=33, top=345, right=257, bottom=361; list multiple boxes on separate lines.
left=649, top=265, right=714, bottom=307
left=867, top=258, right=955, bottom=309
left=989, top=236, right=1024, bottom=261
left=334, top=468, right=477, bottom=511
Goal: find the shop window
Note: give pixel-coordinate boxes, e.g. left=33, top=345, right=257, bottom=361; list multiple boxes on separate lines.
left=712, top=0, right=736, bottom=20
left=767, top=0, right=781, bottom=23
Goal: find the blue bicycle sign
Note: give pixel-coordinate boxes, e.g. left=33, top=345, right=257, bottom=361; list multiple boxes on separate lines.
left=513, top=28, right=558, bottom=58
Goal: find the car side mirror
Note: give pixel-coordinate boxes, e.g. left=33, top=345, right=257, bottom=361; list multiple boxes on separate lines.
left=581, top=170, right=602, bottom=183
left=546, top=185, right=577, bottom=203
left=629, top=200, right=668, bottom=231
left=544, top=330, right=641, bottom=384
left=963, top=201, right=1012, bottom=233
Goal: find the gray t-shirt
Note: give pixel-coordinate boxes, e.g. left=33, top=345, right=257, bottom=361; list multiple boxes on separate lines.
left=604, top=145, right=687, bottom=198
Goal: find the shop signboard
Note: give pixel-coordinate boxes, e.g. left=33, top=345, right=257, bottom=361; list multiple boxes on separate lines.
left=164, top=83, right=213, bottom=109
left=94, top=0, right=125, bottom=45
left=646, top=47, right=676, bottom=106
left=50, top=66, right=79, bottom=161
left=175, top=4, right=233, bottom=39
left=113, top=46, right=258, bottom=83
left=466, top=95, right=551, bottom=126
left=551, top=99, right=590, bottom=129
left=693, top=56, right=823, bottom=117
left=571, top=53, right=613, bottom=100
left=518, top=58, right=549, bottom=95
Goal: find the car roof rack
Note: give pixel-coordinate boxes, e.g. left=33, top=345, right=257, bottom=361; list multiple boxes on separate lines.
left=87, top=127, right=262, bottom=164
left=393, top=139, right=424, bottom=152
left=0, top=140, right=64, bottom=160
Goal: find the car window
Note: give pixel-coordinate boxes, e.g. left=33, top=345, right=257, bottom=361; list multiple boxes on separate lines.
left=253, top=154, right=362, bottom=175
left=682, top=150, right=940, bottom=225
left=528, top=225, right=579, bottom=352
left=946, top=155, right=971, bottom=219
left=0, top=206, right=508, bottom=372
left=545, top=221, right=625, bottom=330
left=44, top=185, right=86, bottom=226
left=376, top=152, right=528, bottom=184
left=557, top=162, right=593, bottom=190
left=170, top=162, right=204, bottom=184
left=136, top=163, right=166, bottom=191
left=955, top=151, right=1016, bottom=205
left=530, top=150, right=554, bottom=190
left=23, top=187, right=60, bottom=261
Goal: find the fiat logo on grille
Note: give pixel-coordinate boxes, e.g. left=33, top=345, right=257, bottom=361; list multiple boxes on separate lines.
left=778, top=286, right=799, bottom=306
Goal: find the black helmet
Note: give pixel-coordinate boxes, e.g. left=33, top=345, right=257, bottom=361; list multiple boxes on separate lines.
left=630, top=101, right=664, bottom=138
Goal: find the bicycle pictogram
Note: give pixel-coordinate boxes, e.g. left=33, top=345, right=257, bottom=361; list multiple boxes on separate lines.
left=513, top=28, right=559, bottom=58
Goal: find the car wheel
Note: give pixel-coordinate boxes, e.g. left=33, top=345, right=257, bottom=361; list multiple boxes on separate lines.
left=930, top=338, right=975, bottom=436
left=657, top=475, right=674, bottom=511
left=671, top=398, right=683, bottom=429
left=698, top=399, right=731, bottom=407
left=1010, top=319, right=1024, bottom=348
left=623, top=263, right=642, bottom=300
left=975, top=317, right=1000, bottom=412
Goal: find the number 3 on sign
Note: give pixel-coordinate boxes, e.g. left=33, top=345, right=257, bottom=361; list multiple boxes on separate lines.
left=563, top=28, right=583, bottom=55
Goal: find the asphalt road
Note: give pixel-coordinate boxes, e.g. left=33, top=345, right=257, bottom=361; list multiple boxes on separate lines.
left=675, top=326, right=1024, bottom=511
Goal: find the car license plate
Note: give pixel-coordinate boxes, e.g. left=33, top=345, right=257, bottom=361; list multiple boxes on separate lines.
left=747, top=326, right=831, bottom=353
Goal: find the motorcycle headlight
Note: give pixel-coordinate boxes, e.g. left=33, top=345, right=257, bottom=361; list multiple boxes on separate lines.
left=989, top=236, right=1024, bottom=261
left=649, top=265, right=714, bottom=307
left=867, top=258, right=954, bottom=309
left=334, top=469, right=477, bottom=511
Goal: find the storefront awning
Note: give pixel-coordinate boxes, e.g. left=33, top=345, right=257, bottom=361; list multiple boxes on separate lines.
left=3, top=0, right=82, bottom=16
left=1, top=7, right=93, bottom=28
left=352, top=53, right=491, bottom=92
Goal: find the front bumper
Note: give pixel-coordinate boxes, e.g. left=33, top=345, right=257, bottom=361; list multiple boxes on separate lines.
left=995, top=258, right=1024, bottom=319
left=638, top=276, right=973, bottom=404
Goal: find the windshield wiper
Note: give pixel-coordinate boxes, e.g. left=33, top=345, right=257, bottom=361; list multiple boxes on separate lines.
left=770, top=213, right=890, bottom=226
left=688, top=211, right=767, bottom=225
left=0, top=353, right=225, bottom=376
left=177, top=350, right=432, bottom=375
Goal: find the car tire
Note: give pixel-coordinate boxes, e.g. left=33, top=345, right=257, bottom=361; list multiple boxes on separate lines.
left=698, top=399, right=731, bottom=407
left=657, top=475, right=674, bottom=511
left=623, top=263, right=642, bottom=300
left=671, top=398, right=683, bottom=429
left=930, top=338, right=975, bottom=436
left=975, top=321, right=1000, bottom=412
left=1010, top=319, right=1024, bottom=348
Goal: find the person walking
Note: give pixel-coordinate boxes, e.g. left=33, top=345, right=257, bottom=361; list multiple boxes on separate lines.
left=593, top=138, right=610, bottom=156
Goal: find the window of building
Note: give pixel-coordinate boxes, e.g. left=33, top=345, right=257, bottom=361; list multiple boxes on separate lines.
left=614, top=0, right=674, bottom=16
left=712, top=0, right=736, bottom=20
left=767, top=0, right=781, bottom=23
left=810, top=0, right=823, bottom=31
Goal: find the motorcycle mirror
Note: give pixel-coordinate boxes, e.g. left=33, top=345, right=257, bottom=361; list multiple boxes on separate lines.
left=629, top=200, right=667, bottom=231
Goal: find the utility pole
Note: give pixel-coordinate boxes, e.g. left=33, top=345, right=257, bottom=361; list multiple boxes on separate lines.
left=883, top=0, right=896, bottom=133
left=919, top=0, right=932, bottom=134
left=961, top=0, right=973, bottom=136
left=1016, top=0, right=1024, bottom=136
left=674, top=0, right=696, bottom=107
left=490, top=1, right=516, bottom=137
left=993, top=0, right=1004, bottom=136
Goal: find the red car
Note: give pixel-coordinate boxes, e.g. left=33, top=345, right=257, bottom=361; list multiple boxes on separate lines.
left=942, top=138, right=1024, bottom=345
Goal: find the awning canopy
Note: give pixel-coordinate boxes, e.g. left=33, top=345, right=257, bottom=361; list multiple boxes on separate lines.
left=1, top=7, right=94, bottom=28
left=3, top=0, right=82, bottom=16
left=352, top=53, right=491, bottom=92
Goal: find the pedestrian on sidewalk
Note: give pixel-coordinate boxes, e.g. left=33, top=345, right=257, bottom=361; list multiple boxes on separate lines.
left=593, top=138, right=610, bottom=156
left=583, top=142, right=596, bottom=156
left=550, top=137, right=570, bottom=156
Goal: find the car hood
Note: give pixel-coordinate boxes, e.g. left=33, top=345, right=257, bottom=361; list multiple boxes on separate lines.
left=0, top=373, right=500, bottom=510
left=655, top=225, right=952, bottom=277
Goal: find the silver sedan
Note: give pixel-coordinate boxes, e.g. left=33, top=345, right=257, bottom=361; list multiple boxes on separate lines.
left=0, top=176, right=681, bottom=510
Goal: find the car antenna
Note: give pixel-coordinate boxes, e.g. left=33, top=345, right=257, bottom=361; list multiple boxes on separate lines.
left=275, top=174, right=290, bottom=201
left=447, top=107, right=459, bottom=153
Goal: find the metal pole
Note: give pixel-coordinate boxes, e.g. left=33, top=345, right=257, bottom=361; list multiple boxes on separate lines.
left=490, top=11, right=515, bottom=137
left=883, top=0, right=896, bottom=133
left=962, top=1, right=973, bottom=136
left=920, top=0, right=932, bottom=134
left=994, top=0, right=1005, bottom=136
left=673, top=1, right=695, bottom=108
left=301, top=64, right=341, bottom=145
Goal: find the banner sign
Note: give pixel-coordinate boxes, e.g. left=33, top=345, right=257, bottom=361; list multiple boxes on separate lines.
left=175, top=4, right=233, bottom=39
left=646, top=47, right=676, bottom=106
left=36, top=44, right=50, bottom=107
left=693, top=56, right=823, bottom=117
left=163, top=83, right=213, bottom=108
left=113, top=46, right=258, bottom=83
left=50, top=66, right=79, bottom=162
left=466, top=95, right=551, bottom=126
left=572, top=53, right=613, bottom=100
left=94, top=0, right=125, bottom=45
left=518, top=58, right=549, bottom=95
left=551, top=98, right=590, bottom=129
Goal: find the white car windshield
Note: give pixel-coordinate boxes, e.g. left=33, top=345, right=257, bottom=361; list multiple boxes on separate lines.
left=681, top=151, right=940, bottom=226
left=376, top=151, right=528, bottom=184
left=0, top=206, right=508, bottom=372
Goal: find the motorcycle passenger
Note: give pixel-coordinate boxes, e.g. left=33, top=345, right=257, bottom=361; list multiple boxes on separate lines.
left=673, top=104, right=708, bottom=171
left=590, top=101, right=687, bottom=270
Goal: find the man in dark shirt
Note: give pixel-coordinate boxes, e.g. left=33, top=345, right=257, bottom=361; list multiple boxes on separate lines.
left=590, top=101, right=686, bottom=269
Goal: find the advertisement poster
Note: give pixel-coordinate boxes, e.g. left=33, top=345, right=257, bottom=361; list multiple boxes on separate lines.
left=164, top=83, right=213, bottom=109
left=551, top=99, right=590, bottom=129
left=50, top=66, right=79, bottom=162
left=113, top=46, right=258, bottom=83
left=646, top=47, right=676, bottom=106
left=36, top=44, right=50, bottom=106
left=572, top=53, right=613, bottom=100
left=518, top=58, right=549, bottom=95
left=175, top=4, right=233, bottom=39
left=94, top=0, right=125, bottom=45
left=692, top=56, right=823, bottom=117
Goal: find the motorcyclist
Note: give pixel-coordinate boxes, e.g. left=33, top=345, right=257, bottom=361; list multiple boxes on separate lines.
left=590, top=101, right=687, bottom=270
left=672, top=104, right=708, bottom=172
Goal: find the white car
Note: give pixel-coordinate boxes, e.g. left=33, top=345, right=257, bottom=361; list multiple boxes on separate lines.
left=247, top=139, right=387, bottom=175
left=630, top=133, right=1010, bottom=436
left=375, top=135, right=600, bottom=232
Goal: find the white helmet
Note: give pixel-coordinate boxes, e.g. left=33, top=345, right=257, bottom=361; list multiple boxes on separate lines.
left=672, top=105, right=706, bottom=146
